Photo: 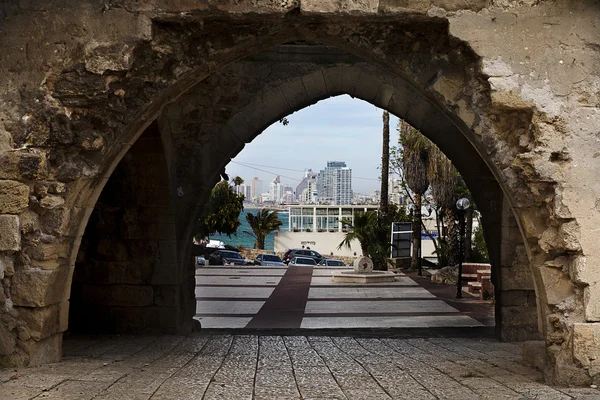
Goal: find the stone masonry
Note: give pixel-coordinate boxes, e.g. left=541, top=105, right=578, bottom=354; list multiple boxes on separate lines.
left=0, top=0, right=599, bottom=385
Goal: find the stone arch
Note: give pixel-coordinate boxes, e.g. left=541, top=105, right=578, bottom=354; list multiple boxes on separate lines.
left=163, top=55, right=537, bottom=343
left=0, top=3, right=597, bottom=384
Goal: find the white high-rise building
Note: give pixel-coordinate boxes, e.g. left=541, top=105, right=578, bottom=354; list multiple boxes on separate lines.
left=317, top=161, right=352, bottom=205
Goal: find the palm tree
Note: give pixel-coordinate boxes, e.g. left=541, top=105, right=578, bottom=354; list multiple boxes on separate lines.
left=337, top=211, right=378, bottom=257
left=400, top=120, right=431, bottom=270
left=244, top=209, right=282, bottom=250
left=232, top=176, right=244, bottom=195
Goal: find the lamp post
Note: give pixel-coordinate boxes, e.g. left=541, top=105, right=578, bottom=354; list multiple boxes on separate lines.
left=455, top=197, right=471, bottom=299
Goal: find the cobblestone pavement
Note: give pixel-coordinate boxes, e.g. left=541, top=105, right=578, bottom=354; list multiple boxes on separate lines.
left=2, top=334, right=599, bottom=399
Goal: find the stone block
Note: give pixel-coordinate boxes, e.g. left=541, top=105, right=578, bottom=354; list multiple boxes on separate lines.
left=354, top=73, right=382, bottom=104
left=538, top=266, right=575, bottom=306
left=279, top=78, right=311, bottom=112
left=19, top=209, right=40, bottom=234
left=0, top=214, right=20, bottom=251
left=39, top=195, right=65, bottom=210
left=341, top=66, right=361, bottom=97
left=0, top=255, right=14, bottom=278
left=500, top=262, right=535, bottom=291
left=573, top=323, right=600, bottom=378
left=39, top=207, right=71, bottom=236
left=11, top=267, right=71, bottom=307
left=378, top=0, right=429, bottom=13
left=585, top=283, right=600, bottom=322
left=373, top=83, right=395, bottom=109
left=302, top=0, right=378, bottom=14
left=301, top=70, right=329, bottom=102
left=322, top=66, right=344, bottom=96
left=0, top=323, right=16, bottom=356
left=17, top=304, right=61, bottom=340
left=433, top=0, right=487, bottom=12
left=19, top=333, right=62, bottom=366
left=0, top=151, right=48, bottom=181
left=0, top=180, right=29, bottom=214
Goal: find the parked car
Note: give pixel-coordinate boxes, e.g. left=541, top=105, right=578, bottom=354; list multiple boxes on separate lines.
left=283, top=249, right=324, bottom=264
left=289, top=257, right=318, bottom=267
left=317, top=258, right=346, bottom=267
left=196, top=255, right=206, bottom=266
left=208, top=250, right=246, bottom=266
left=255, top=254, right=285, bottom=266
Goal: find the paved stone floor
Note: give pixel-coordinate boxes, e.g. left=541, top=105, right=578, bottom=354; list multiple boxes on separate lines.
left=195, top=266, right=493, bottom=330
left=1, top=334, right=599, bottom=399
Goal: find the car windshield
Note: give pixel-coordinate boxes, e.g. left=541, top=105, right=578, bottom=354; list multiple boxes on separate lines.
left=221, top=251, right=242, bottom=259
left=263, top=255, right=282, bottom=262
left=294, top=257, right=316, bottom=265
left=328, top=260, right=345, bottom=266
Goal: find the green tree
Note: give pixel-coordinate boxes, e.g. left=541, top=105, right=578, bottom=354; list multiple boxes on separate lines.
left=194, top=181, right=245, bottom=241
left=244, top=209, right=283, bottom=250
left=338, top=211, right=378, bottom=258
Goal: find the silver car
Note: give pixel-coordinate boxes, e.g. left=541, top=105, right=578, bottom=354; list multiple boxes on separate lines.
left=289, top=257, right=318, bottom=267
left=317, top=259, right=346, bottom=267
left=255, top=254, right=285, bottom=266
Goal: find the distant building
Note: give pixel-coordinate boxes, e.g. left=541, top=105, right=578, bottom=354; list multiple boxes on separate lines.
left=296, top=169, right=318, bottom=202
left=317, top=161, right=352, bottom=205
left=238, top=183, right=251, bottom=199
left=250, top=177, right=263, bottom=202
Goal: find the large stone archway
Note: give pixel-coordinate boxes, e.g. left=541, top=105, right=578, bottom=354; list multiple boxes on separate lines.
left=0, top=0, right=598, bottom=385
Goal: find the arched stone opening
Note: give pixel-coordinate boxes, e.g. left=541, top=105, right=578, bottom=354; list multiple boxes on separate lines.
left=0, top=3, right=597, bottom=384
left=159, top=45, right=539, bottom=343
left=70, top=121, right=193, bottom=334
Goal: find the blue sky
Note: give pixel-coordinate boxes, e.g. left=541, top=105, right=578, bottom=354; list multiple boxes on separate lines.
left=226, top=95, right=400, bottom=194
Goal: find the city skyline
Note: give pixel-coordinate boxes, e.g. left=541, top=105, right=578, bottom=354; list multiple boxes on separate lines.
left=225, top=95, right=400, bottom=194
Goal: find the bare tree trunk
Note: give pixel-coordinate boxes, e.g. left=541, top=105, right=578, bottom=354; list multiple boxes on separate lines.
left=445, top=209, right=459, bottom=266
left=464, top=207, right=473, bottom=261
left=380, top=111, right=390, bottom=219
left=411, top=193, right=422, bottom=270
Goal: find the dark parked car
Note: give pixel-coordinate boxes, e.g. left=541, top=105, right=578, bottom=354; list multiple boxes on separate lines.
left=255, top=254, right=285, bottom=266
left=208, top=250, right=246, bottom=266
left=289, top=257, right=318, bottom=267
left=283, top=249, right=323, bottom=264
left=317, top=259, right=346, bottom=267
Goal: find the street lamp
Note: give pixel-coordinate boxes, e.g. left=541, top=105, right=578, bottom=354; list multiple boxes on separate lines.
left=455, top=197, right=471, bottom=299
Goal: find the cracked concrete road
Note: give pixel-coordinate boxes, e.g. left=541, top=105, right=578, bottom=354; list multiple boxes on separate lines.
left=1, top=334, right=599, bottom=399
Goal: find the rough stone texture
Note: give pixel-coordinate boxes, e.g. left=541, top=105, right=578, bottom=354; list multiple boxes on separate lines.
left=431, top=266, right=458, bottom=285
left=0, top=215, right=20, bottom=251
left=0, top=180, right=29, bottom=214
left=0, top=0, right=598, bottom=384
left=572, top=323, right=600, bottom=381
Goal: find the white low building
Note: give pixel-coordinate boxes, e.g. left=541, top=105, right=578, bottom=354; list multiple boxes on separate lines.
left=274, top=205, right=436, bottom=258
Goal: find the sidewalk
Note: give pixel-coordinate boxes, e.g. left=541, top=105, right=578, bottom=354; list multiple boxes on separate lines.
left=1, top=334, right=597, bottom=399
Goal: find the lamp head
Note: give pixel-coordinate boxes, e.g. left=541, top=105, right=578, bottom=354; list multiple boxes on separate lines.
left=456, top=198, right=471, bottom=211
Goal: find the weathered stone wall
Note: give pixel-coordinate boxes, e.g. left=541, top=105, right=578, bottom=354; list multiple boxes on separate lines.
left=0, top=0, right=598, bottom=385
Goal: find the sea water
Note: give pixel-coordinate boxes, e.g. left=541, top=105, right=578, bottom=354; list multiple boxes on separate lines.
left=211, top=209, right=289, bottom=251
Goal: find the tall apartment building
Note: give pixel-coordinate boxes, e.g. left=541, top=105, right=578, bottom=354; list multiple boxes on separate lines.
left=317, top=161, right=353, bottom=205
left=250, top=177, right=263, bottom=202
